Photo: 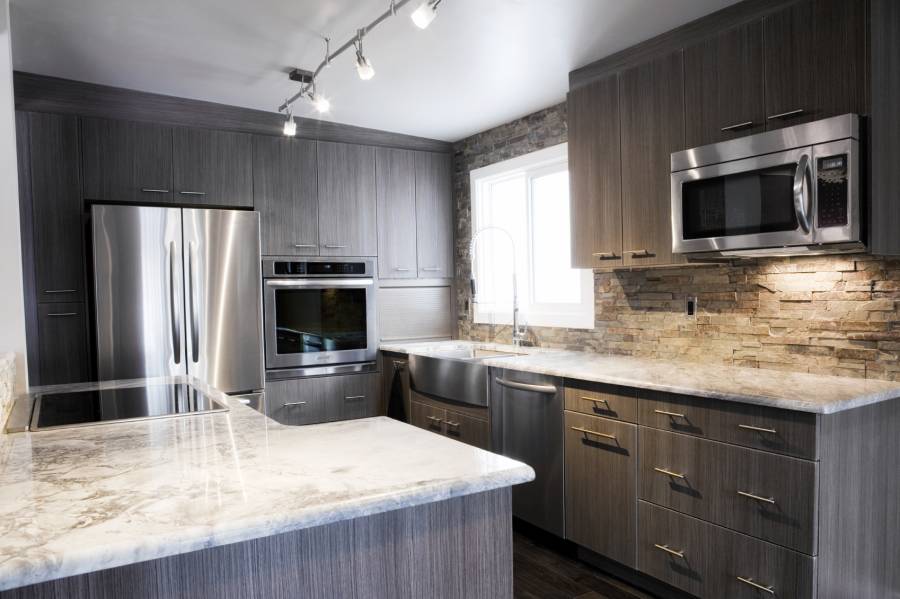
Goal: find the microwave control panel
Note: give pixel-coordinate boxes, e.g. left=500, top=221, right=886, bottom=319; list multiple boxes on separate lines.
left=272, top=261, right=368, bottom=276
left=817, top=154, right=849, bottom=228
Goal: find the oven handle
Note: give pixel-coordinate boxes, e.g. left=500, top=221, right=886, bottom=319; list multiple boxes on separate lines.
left=265, top=278, right=375, bottom=288
left=793, top=154, right=813, bottom=234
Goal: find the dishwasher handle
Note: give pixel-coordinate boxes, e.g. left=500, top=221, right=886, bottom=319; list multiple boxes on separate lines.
left=494, top=377, right=558, bottom=394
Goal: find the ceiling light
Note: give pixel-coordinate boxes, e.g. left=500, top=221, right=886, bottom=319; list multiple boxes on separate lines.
left=354, top=34, right=375, bottom=81
left=311, top=93, right=330, bottom=113
left=411, top=0, right=441, bottom=29
left=283, top=110, right=297, bottom=136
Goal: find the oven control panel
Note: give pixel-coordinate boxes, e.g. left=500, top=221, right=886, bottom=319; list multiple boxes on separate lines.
left=270, top=261, right=370, bottom=276
left=816, top=154, right=849, bottom=228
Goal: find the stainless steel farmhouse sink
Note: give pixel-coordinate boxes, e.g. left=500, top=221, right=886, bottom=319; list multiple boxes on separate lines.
left=407, top=346, right=525, bottom=407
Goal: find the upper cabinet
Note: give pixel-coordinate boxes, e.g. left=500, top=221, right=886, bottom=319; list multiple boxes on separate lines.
left=619, top=52, right=685, bottom=268
left=253, top=136, right=319, bottom=256
left=414, top=151, right=453, bottom=279
left=82, top=117, right=175, bottom=203
left=173, top=127, right=253, bottom=207
left=376, top=147, right=418, bottom=278
left=684, top=21, right=766, bottom=148
left=317, top=141, right=378, bottom=257
left=568, top=74, right=623, bottom=269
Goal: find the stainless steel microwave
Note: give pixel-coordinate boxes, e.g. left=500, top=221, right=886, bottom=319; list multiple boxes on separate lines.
left=670, top=114, right=862, bottom=258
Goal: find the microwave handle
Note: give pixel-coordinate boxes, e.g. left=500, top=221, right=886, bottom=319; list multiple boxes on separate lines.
left=793, top=154, right=813, bottom=234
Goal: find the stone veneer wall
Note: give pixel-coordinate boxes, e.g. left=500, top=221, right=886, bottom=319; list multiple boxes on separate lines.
left=453, top=103, right=900, bottom=381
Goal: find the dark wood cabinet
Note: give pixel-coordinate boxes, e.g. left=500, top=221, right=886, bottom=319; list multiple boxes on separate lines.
left=81, top=117, right=175, bottom=203
left=619, top=52, right=685, bottom=267
left=36, top=303, right=91, bottom=385
left=811, top=0, right=867, bottom=120
left=568, top=74, right=623, bottom=268
left=173, top=127, right=253, bottom=207
left=24, top=112, right=86, bottom=303
left=414, top=151, right=453, bottom=279
left=265, top=373, right=380, bottom=426
left=763, top=1, right=817, bottom=128
left=409, top=391, right=490, bottom=450
left=317, top=141, right=377, bottom=256
left=376, top=147, right=418, bottom=278
left=252, top=136, right=318, bottom=256
left=444, top=408, right=490, bottom=450
left=684, top=20, right=766, bottom=148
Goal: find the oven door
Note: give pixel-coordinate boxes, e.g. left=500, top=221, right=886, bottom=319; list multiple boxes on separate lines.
left=672, top=146, right=816, bottom=254
left=263, top=278, right=376, bottom=369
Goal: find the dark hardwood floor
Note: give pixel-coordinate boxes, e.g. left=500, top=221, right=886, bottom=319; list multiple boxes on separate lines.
left=513, top=524, right=659, bottom=599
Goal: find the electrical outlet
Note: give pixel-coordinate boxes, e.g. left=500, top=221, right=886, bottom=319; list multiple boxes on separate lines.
left=685, top=296, right=698, bottom=318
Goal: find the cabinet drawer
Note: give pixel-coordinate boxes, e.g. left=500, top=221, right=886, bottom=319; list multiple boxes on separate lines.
left=444, top=409, right=490, bottom=450
left=564, top=382, right=636, bottom=422
left=410, top=400, right=446, bottom=434
left=637, top=391, right=818, bottom=459
left=564, top=411, right=637, bottom=567
left=639, top=427, right=817, bottom=554
left=340, top=373, right=380, bottom=421
left=638, top=502, right=815, bottom=599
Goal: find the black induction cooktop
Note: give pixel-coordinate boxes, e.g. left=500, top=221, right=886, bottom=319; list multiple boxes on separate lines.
left=30, top=384, right=228, bottom=431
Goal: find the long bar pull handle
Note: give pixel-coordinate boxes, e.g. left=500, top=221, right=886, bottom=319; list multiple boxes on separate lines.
left=495, top=377, right=558, bottom=394
left=179, top=191, right=207, bottom=196
left=284, top=401, right=307, bottom=408
left=793, top=154, right=813, bottom=234
left=720, top=120, right=755, bottom=132
left=737, top=491, right=776, bottom=504
left=293, top=244, right=317, bottom=249
left=141, top=188, right=171, bottom=194
left=653, top=544, right=685, bottom=559
left=323, top=244, right=347, bottom=249
left=624, top=249, right=652, bottom=257
left=445, top=420, right=460, bottom=428
left=582, top=396, right=610, bottom=406
left=570, top=426, right=617, bottom=441
left=591, top=252, right=619, bottom=260
left=654, top=467, right=686, bottom=479
left=737, top=424, right=777, bottom=434
left=188, top=242, right=199, bottom=364
left=394, top=267, right=411, bottom=272
left=43, top=289, right=77, bottom=294
left=344, top=395, right=365, bottom=401
left=169, top=241, right=181, bottom=365
left=654, top=409, right=686, bottom=419
left=421, top=267, right=441, bottom=272
left=47, top=312, right=78, bottom=317
left=767, top=108, right=804, bottom=121
left=736, top=577, right=775, bottom=594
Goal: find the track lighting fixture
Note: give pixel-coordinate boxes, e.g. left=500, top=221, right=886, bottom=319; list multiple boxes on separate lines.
left=411, top=0, right=441, bottom=29
left=282, top=107, right=297, bottom=136
left=354, top=32, right=375, bottom=81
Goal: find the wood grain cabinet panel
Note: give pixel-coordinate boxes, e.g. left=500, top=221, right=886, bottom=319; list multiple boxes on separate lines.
left=684, top=20, right=766, bottom=148
left=410, top=399, right=446, bottom=435
left=317, top=141, right=377, bottom=256
left=26, top=112, right=86, bottom=303
left=340, top=373, right=381, bottom=421
left=376, top=148, right=418, bottom=278
left=173, top=127, right=253, bottom=207
left=564, top=411, right=637, bottom=567
left=639, top=427, right=818, bottom=554
left=252, top=136, right=318, bottom=256
left=637, top=501, right=815, bottom=599
left=265, top=376, right=343, bottom=426
left=564, top=382, right=636, bottom=422
left=414, top=151, right=453, bottom=279
left=444, top=409, right=490, bottom=450
left=36, top=303, right=92, bottom=385
left=567, top=75, right=623, bottom=268
left=762, top=0, right=817, bottom=128
left=619, top=51, right=685, bottom=267
left=81, top=117, right=175, bottom=203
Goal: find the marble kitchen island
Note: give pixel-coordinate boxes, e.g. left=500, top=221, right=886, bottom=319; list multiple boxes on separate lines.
left=0, top=379, right=534, bottom=599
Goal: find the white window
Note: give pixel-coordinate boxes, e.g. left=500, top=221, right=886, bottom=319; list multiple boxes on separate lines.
left=470, top=143, right=594, bottom=330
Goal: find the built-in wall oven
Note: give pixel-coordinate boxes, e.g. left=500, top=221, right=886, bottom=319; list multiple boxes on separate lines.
left=262, top=258, right=377, bottom=378
left=671, top=113, right=862, bottom=258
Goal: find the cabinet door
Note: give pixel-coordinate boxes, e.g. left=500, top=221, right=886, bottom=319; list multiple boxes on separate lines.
left=811, top=0, right=867, bottom=120
left=410, top=399, right=446, bottom=435
left=36, top=303, right=91, bottom=385
left=173, top=127, right=253, bottom=207
left=253, top=136, right=318, bottom=256
left=376, top=148, right=418, bottom=278
left=762, top=1, right=816, bottom=128
left=567, top=75, right=623, bottom=268
left=565, top=412, right=637, bottom=568
left=620, top=52, right=685, bottom=267
left=684, top=20, right=765, bottom=147
left=444, top=409, right=490, bottom=450
left=340, top=373, right=381, bottom=420
left=317, top=141, right=377, bottom=256
left=415, top=151, right=453, bottom=278
left=82, top=117, right=174, bottom=203
left=265, top=376, right=343, bottom=426
left=27, top=113, right=85, bottom=303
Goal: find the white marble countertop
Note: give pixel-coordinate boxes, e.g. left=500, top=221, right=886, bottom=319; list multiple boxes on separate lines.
left=382, top=340, right=900, bottom=414
left=0, top=378, right=534, bottom=592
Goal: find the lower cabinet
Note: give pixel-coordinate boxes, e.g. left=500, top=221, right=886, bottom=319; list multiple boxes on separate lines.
left=265, top=373, right=379, bottom=426
left=36, top=303, right=92, bottom=385
left=409, top=391, right=490, bottom=450
left=564, top=411, right=637, bottom=568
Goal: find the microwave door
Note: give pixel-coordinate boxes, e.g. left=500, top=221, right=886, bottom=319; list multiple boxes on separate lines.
left=672, top=146, right=815, bottom=254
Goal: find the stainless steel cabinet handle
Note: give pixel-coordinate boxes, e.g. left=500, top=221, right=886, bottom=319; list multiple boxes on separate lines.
left=44, top=289, right=77, bottom=294
left=591, top=252, right=619, bottom=259
left=495, top=377, right=558, bottom=394
left=394, top=267, right=411, bottom=272
left=141, top=188, right=170, bottom=193
left=283, top=401, right=307, bottom=408
left=793, top=154, right=813, bottom=233
left=738, top=423, right=777, bottom=434
left=653, top=544, right=685, bottom=559
left=582, top=396, right=610, bottom=406
left=323, top=244, right=347, bottom=249
left=421, top=267, right=441, bottom=272
left=624, top=249, right=652, bottom=257
left=720, top=121, right=755, bottom=132
left=425, top=415, right=443, bottom=425
left=179, top=191, right=206, bottom=196
left=446, top=420, right=460, bottom=428
left=168, top=241, right=181, bottom=365
left=767, top=108, right=804, bottom=121
left=654, top=467, right=686, bottom=479
left=737, top=490, right=776, bottom=504
left=187, top=242, right=199, bottom=363
left=736, top=577, right=775, bottom=594
left=293, top=244, right=317, bottom=249
left=654, top=409, right=686, bottom=419
left=47, top=312, right=78, bottom=317
left=344, top=395, right=365, bottom=401
left=571, top=426, right=617, bottom=441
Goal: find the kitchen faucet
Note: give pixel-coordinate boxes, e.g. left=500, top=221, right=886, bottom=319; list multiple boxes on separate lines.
left=468, top=226, right=526, bottom=347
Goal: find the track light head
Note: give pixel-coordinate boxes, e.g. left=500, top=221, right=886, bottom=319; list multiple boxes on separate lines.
left=411, top=0, right=441, bottom=29
left=310, top=92, right=330, bottom=113
left=354, top=33, right=375, bottom=81
left=283, top=110, right=297, bottom=136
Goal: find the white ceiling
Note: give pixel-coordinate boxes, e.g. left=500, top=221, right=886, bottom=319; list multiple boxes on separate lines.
left=10, top=0, right=741, bottom=142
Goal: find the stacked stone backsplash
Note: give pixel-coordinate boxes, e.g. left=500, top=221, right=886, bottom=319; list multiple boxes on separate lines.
left=453, top=102, right=900, bottom=381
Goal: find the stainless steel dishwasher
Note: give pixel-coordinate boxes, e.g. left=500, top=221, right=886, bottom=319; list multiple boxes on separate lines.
left=490, top=368, right=564, bottom=537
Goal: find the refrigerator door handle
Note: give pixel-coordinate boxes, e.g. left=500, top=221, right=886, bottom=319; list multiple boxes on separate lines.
left=169, top=241, right=182, bottom=364
left=187, top=242, right=200, bottom=363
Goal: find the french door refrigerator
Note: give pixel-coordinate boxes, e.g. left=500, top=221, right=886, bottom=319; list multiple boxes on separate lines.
left=92, top=205, right=264, bottom=394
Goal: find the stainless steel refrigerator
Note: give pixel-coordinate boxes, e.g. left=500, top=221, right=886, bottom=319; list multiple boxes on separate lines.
left=92, top=205, right=264, bottom=394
